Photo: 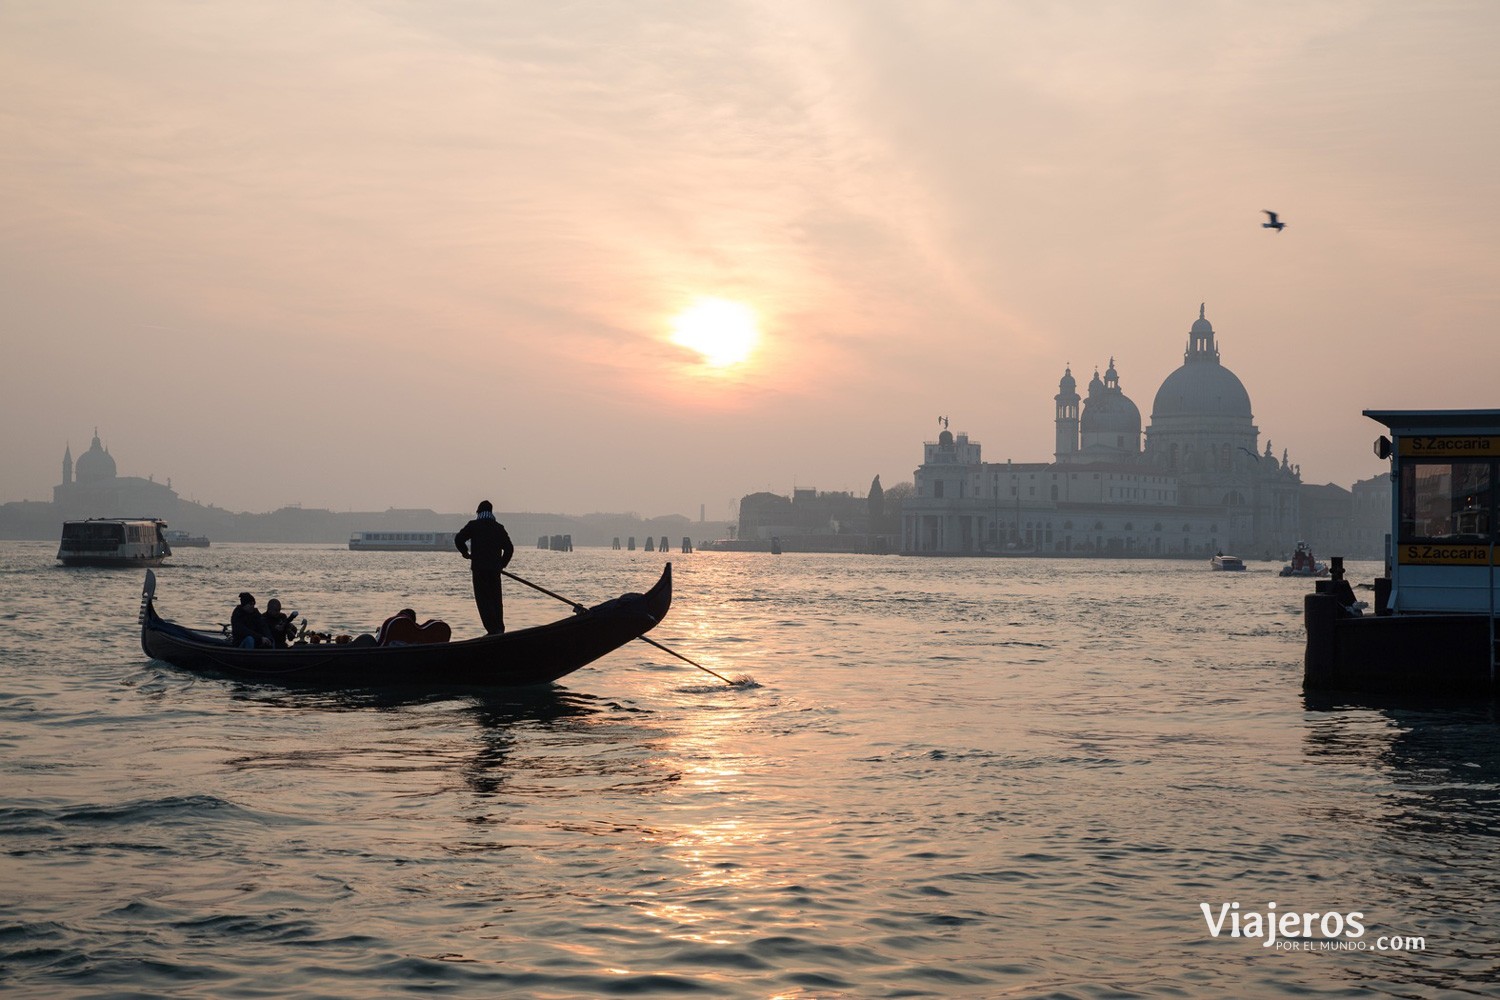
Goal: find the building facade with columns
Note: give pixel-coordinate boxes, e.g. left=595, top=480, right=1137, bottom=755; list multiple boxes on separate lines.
left=902, top=306, right=1304, bottom=557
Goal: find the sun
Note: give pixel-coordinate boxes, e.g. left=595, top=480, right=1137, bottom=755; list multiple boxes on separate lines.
left=670, top=298, right=759, bottom=368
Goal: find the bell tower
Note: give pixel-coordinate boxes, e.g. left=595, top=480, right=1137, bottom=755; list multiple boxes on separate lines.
left=1054, top=365, right=1080, bottom=461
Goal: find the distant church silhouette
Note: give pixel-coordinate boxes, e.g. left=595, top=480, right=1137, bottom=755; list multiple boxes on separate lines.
left=54, top=429, right=178, bottom=520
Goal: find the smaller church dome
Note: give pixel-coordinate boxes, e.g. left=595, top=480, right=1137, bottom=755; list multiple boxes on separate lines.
left=1058, top=366, right=1076, bottom=393
left=1081, top=390, right=1142, bottom=436
left=74, top=430, right=117, bottom=484
left=1079, top=358, right=1142, bottom=447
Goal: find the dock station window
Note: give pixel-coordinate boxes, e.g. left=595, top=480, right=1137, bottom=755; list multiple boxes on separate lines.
left=1400, top=459, right=1493, bottom=541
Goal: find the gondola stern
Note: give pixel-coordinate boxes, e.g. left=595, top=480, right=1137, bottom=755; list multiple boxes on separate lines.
left=139, top=569, right=158, bottom=657
left=643, top=562, right=673, bottom=627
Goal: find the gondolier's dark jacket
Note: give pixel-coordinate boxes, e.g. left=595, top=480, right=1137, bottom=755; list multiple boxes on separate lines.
left=455, top=516, right=515, bottom=574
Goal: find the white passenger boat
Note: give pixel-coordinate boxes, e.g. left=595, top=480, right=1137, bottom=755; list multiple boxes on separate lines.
left=57, top=518, right=171, bottom=567
left=349, top=530, right=455, bottom=552
left=163, top=529, right=210, bottom=548
left=1210, top=552, right=1245, bottom=571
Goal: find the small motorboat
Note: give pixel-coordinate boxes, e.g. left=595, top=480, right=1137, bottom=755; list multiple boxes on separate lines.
left=138, top=564, right=672, bottom=688
left=1210, top=552, right=1246, bottom=571
left=1280, top=541, right=1328, bottom=578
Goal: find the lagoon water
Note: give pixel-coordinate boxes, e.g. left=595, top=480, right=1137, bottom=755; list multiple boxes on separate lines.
left=2, top=540, right=1497, bottom=998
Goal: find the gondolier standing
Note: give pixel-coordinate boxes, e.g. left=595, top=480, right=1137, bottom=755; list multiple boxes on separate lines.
left=455, top=500, right=515, bottom=634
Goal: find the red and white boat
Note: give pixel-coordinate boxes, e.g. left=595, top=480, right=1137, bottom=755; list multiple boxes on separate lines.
left=1279, top=540, right=1328, bottom=578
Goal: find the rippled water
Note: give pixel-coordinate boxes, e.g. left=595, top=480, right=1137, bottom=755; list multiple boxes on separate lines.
left=2, top=541, right=1497, bottom=998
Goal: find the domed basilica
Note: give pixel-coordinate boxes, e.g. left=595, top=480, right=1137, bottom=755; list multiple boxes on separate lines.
left=905, top=306, right=1304, bottom=557
left=52, top=430, right=179, bottom=520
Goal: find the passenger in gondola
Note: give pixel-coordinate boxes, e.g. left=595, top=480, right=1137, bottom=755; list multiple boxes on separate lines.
left=376, top=608, right=417, bottom=646
left=263, top=598, right=298, bottom=648
left=455, top=499, right=515, bottom=634
left=230, top=592, right=274, bottom=649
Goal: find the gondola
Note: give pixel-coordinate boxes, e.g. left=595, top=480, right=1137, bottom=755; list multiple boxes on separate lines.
left=138, top=564, right=672, bottom=688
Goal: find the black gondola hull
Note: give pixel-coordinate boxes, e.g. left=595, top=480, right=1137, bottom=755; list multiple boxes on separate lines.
left=140, top=564, right=672, bottom=688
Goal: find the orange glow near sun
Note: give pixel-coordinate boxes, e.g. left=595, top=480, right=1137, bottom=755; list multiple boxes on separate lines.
left=670, top=298, right=759, bottom=369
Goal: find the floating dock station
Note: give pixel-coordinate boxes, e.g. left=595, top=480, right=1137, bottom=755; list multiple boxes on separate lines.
left=1305, top=409, right=1499, bottom=697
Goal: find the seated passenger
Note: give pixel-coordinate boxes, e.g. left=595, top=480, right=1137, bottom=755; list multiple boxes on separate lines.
left=376, top=609, right=452, bottom=646
left=377, top=609, right=417, bottom=646
left=263, top=598, right=298, bottom=649
left=230, top=592, right=273, bottom=649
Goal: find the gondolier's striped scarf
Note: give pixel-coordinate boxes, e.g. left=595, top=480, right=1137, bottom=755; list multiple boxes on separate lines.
left=477, top=510, right=496, bottom=521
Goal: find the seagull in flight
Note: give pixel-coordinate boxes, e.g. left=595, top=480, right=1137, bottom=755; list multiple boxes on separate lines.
left=1262, top=210, right=1286, bottom=233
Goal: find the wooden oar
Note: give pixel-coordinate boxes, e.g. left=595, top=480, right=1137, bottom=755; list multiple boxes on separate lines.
left=501, top=568, right=736, bottom=686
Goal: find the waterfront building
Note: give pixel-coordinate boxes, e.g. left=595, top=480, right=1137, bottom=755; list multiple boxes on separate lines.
left=1299, top=483, right=1356, bottom=558
left=1349, top=474, right=1393, bottom=560
left=902, top=306, right=1308, bottom=557
left=729, top=488, right=882, bottom=552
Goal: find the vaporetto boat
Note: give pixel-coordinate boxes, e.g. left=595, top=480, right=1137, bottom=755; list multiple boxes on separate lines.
left=58, top=517, right=171, bottom=567
left=164, top=529, right=210, bottom=548
left=349, top=530, right=455, bottom=552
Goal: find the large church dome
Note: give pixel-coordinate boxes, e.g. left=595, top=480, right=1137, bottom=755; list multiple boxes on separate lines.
left=74, top=430, right=117, bottom=484
left=1150, top=306, right=1252, bottom=420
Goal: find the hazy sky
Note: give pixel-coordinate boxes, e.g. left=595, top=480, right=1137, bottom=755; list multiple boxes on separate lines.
left=3, top=1, right=1497, bottom=519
